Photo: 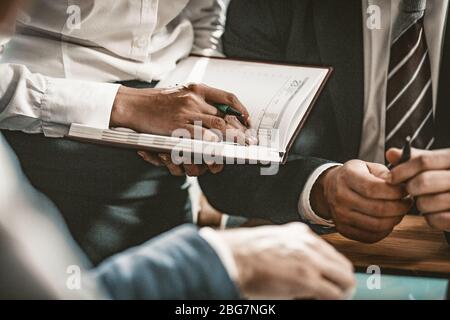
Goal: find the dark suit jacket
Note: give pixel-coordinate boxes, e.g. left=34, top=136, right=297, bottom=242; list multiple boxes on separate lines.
left=96, top=225, right=240, bottom=300
left=199, top=0, right=450, bottom=225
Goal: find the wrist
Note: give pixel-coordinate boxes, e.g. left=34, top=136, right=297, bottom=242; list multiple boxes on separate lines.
left=311, top=166, right=338, bottom=220
left=217, top=231, right=254, bottom=295
left=110, top=86, right=135, bottom=129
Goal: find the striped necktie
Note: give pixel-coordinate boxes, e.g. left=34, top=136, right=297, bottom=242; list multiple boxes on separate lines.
left=385, top=0, right=435, bottom=153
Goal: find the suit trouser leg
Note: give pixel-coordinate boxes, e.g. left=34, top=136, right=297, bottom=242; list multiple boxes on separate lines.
left=2, top=131, right=190, bottom=265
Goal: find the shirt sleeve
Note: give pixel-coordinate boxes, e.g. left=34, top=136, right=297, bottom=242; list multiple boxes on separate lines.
left=199, top=227, right=239, bottom=282
left=298, top=163, right=342, bottom=228
left=182, top=0, right=227, bottom=57
left=0, top=63, right=120, bottom=138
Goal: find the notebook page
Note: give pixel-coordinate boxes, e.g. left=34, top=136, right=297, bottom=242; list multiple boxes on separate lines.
left=281, top=76, right=326, bottom=150
left=157, top=57, right=329, bottom=151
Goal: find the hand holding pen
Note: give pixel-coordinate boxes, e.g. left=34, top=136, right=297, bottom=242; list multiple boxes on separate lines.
left=386, top=139, right=450, bottom=233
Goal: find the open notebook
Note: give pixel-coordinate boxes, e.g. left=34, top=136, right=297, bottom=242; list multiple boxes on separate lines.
left=68, top=56, right=332, bottom=164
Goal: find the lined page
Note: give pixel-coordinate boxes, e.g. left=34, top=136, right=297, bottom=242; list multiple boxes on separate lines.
left=157, top=57, right=329, bottom=151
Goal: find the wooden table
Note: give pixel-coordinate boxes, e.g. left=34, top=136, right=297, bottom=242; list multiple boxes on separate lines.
left=322, top=216, right=450, bottom=278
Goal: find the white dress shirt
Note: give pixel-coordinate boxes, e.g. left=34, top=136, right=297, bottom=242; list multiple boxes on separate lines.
left=299, top=0, right=449, bottom=226
left=0, top=0, right=226, bottom=138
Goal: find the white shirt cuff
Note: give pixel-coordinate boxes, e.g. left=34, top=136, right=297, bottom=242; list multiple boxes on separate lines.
left=41, top=78, right=121, bottom=137
left=298, top=163, right=342, bottom=227
left=199, top=227, right=239, bottom=282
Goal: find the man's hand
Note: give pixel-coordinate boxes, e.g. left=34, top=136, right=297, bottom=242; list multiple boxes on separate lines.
left=218, top=223, right=356, bottom=300
left=387, top=148, right=450, bottom=232
left=311, top=160, right=412, bottom=243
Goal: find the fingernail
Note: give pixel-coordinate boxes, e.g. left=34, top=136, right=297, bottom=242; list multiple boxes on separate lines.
left=206, top=134, right=220, bottom=143
left=381, top=171, right=392, bottom=182
left=137, top=151, right=146, bottom=159
left=248, top=136, right=258, bottom=145
left=159, top=154, right=169, bottom=161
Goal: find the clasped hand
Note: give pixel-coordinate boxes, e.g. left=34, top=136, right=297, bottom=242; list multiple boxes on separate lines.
left=313, top=148, right=450, bottom=243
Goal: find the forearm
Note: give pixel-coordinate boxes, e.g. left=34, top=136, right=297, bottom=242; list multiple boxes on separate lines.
left=199, top=155, right=333, bottom=224
left=0, top=63, right=120, bottom=138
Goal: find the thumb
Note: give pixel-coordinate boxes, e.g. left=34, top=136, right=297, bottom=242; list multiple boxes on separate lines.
left=386, top=147, right=431, bottom=166
left=366, top=162, right=391, bottom=181
left=386, top=148, right=403, bottom=167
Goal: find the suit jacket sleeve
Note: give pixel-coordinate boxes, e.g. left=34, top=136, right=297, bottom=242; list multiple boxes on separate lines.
left=199, top=155, right=333, bottom=224
left=93, top=224, right=240, bottom=300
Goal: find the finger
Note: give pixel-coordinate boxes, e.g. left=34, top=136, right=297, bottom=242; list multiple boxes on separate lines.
left=183, top=164, right=208, bottom=177
left=424, top=212, right=450, bottom=231
left=137, top=151, right=163, bottom=166
left=367, top=162, right=392, bottom=181
left=346, top=161, right=405, bottom=200
left=225, top=115, right=258, bottom=145
left=194, top=114, right=227, bottom=135
left=337, top=207, right=405, bottom=233
left=344, top=188, right=412, bottom=217
left=416, top=192, right=450, bottom=213
left=225, top=115, right=247, bottom=131
left=311, top=278, right=347, bottom=300
left=390, top=149, right=450, bottom=184
left=189, top=83, right=250, bottom=121
left=245, top=130, right=259, bottom=146
left=200, top=101, right=227, bottom=117
left=224, top=127, right=248, bottom=146
left=192, top=114, right=248, bottom=145
left=158, top=154, right=185, bottom=176
left=180, top=88, right=226, bottom=117
left=317, top=240, right=354, bottom=273
left=184, top=124, right=221, bottom=142
left=188, top=98, right=226, bottom=118
left=406, top=171, right=450, bottom=196
left=336, top=223, right=392, bottom=244
left=207, top=163, right=224, bottom=174
left=314, top=243, right=355, bottom=291
left=386, top=148, right=403, bottom=167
